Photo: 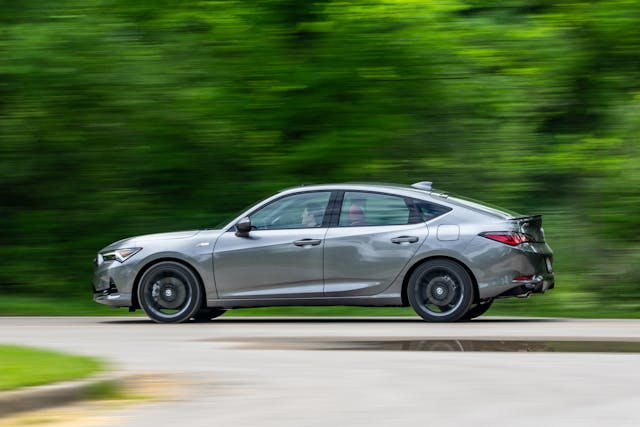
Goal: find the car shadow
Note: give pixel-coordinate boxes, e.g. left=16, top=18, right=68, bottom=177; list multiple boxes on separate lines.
left=100, top=317, right=563, bottom=325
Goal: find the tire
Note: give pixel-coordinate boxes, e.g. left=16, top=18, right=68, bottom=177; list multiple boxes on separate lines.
left=408, top=259, right=474, bottom=322
left=137, top=261, right=203, bottom=324
left=192, top=308, right=227, bottom=322
left=462, top=299, right=494, bottom=320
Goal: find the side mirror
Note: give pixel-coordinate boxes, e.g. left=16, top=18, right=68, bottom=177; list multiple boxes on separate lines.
left=235, top=217, right=252, bottom=237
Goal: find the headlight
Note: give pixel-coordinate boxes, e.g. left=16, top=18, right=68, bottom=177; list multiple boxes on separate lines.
left=101, top=247, right=142, bottom=263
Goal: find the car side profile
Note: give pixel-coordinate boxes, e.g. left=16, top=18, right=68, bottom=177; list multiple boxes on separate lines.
left=93, top=182, right=555, bottom=323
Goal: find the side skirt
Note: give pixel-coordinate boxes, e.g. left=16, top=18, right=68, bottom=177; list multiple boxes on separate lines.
left=206, top=294, right=402, bottom=309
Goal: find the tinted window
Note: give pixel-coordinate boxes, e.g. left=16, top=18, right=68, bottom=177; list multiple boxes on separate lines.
left=250, top=192, right=331, bottom=230
left=339, top=192, right=411, bottom=227
left=412, top=199, right=452, bottom=221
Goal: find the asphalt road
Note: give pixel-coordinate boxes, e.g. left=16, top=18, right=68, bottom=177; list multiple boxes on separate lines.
left=2, top=316, right=640, bottom=426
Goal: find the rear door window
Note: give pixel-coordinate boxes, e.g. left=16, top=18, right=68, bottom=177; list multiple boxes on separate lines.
left=338, top=192, right=411, bottom=227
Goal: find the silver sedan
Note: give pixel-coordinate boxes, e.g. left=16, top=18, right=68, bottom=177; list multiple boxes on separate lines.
left=93, top=182, right=555, bottom=323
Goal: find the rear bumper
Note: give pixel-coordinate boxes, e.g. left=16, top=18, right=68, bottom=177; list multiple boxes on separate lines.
left=495, top=272, right=555, bottom=298
left=470, top=237, right=555, bottom=300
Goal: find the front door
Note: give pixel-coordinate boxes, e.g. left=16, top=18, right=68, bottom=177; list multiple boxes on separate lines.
left=213, top=191, right=332, bottom=299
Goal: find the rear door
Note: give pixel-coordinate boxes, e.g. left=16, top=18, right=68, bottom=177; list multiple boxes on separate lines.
left=323, top=191, right=427, bottom=296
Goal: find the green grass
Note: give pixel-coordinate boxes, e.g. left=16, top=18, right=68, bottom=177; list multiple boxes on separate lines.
left=2, top=292, right=640, bottom=319
left=0, top=294, right=143, bottom=316
left=0, top=345, right=104, bottom=391
left=2, top=274, right=640, bottom=319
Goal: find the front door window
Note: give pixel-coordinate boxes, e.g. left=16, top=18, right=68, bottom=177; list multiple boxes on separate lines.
left=250, top=192, right=332, bottom=230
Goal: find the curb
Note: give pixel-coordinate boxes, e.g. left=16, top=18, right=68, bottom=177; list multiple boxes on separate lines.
left=0, top=372, right=119, bottom=418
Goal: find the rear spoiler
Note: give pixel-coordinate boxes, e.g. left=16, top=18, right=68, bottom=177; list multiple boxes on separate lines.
left=510, top=215, right=544, bottom=242
left=510, top=214, right=542, bottom=223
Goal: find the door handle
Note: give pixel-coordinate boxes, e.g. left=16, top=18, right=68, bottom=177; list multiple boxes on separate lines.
left=391, top=236, right=419, bottom=244
left=293, top=239, right=322, bottom=247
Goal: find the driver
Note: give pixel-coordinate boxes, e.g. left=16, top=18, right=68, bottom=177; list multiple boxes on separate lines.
left=301, top=202, right=324, bottom=227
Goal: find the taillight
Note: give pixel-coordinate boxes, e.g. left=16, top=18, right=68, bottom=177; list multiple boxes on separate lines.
left=480, top=231, right=533, bottom=246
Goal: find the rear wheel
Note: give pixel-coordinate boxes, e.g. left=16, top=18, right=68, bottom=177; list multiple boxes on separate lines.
left=462, top=299, right=494, bottom=320
left=408, top=259, right=474, bottom=322
left=137, top=261, right=203, bottom=324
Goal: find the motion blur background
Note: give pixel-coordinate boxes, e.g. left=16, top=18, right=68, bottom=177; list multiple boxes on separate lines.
left=1, top=0, right=639, bottom=317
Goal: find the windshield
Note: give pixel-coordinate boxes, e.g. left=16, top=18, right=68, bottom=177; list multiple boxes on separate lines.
left=212, top=192, right=280, bottom=229
left=213, top=212, right=242, bottom=230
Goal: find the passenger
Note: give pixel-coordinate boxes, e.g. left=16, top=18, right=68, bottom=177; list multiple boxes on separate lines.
left=349, top=201, right=366, bottom=226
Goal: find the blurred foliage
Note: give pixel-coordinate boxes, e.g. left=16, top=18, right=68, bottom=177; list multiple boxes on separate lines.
left=1, top=0, right=639, bottom=314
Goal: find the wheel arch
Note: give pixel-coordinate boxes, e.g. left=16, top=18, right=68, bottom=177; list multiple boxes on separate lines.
left=400, top=256, right=479, bottom=307
left=131, top=257, right=207, bottom=310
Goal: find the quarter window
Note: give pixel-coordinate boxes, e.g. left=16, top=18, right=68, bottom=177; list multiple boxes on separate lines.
left=412, top=199, right=452, bottom=221
left=250, top=192, right=331, bottom=230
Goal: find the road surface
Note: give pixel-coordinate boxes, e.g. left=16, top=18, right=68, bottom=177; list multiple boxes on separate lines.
left=1, top=316, right=640, bottom=426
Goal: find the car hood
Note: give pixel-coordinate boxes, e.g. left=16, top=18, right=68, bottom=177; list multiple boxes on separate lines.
left=100, top=230, right=221, bottom=252
left=132, top=230, right=203, bottom=241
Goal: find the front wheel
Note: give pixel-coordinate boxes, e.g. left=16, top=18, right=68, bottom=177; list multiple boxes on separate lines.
left=137, top=261, right=203, bottom=324
left=408, top=259, right=474, bottom=322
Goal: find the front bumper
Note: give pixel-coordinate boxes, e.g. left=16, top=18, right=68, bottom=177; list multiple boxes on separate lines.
left=93, top=291, right=133, bottom=307
left=92, top=255, right=138, bottom=308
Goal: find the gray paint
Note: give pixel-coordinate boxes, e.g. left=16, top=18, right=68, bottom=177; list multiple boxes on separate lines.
left=437, top=225, right=460, bottom=241
left=93, top=183, right=554, bottom=315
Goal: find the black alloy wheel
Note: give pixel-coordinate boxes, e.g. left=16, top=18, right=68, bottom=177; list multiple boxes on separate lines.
left=462, top=299, right=494, bottom=320
left=192, top=308, right=227, bottom=322
left=408, top=259, right=474, bottom=322
left=137, top=261, right=203, bottom=323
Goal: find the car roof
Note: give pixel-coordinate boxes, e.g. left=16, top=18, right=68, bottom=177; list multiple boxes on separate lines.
left=281, top=182, right=431, bottom=196
left=279, top=183, right=514, bottom=219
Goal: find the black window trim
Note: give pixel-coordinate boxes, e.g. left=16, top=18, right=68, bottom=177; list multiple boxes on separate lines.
left=324, top=190, right=344, bottom=228
left=226, top=188, right=452, bottom=232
